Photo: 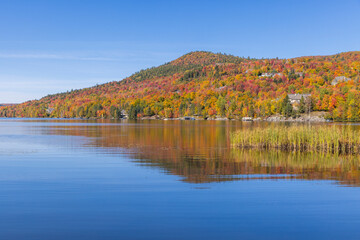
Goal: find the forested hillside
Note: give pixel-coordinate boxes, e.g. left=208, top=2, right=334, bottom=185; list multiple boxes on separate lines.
left=1, top=51, right=360, bottom=121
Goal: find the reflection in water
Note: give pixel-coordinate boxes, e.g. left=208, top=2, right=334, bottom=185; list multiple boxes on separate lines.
left=2, top=119, right=360, bottom=240
left=32, top=119, right=360, bottom=186
left=232, top=150, right=360, bottom=186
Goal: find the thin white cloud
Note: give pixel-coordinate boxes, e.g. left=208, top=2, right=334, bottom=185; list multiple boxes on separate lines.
left=0, top=76, right=112, bottom=103
left=0, top=53, right=119, bottom=61
left=0, top=52, right=174, bottom=62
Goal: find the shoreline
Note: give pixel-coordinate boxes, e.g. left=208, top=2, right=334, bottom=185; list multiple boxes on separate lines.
left=140, top=113, right=328, bottom=122
left=0, top=115, right=328, bottom=122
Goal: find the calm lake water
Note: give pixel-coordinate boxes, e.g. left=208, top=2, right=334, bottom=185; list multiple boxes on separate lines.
left=0, top=119, right=359, bottom=240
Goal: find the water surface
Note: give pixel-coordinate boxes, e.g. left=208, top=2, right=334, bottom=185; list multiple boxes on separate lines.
left=0, top=119, right=359, bottom=240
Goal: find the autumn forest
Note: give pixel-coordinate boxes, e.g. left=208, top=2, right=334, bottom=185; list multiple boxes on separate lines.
left=1, top=51, right=360, bottom=121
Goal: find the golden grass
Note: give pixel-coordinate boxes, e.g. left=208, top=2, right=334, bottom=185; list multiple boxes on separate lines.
left=231, top=125, right=360, bottom=154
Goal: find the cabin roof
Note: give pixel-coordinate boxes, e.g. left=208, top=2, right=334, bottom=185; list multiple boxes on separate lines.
left=288, top=94, right=311, bottom=100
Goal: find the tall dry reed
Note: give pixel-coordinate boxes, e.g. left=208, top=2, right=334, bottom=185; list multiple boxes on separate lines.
left=231, top=125, right=360, bottom=154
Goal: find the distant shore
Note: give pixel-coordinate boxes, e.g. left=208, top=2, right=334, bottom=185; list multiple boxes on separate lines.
left=0, top=111, right=330, bottom=122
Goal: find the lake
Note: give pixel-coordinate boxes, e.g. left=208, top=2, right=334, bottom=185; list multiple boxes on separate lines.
left=0, top=119, right=359, bottom=240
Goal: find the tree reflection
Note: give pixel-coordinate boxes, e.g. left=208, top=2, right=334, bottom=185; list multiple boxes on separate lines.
left=41, top=120, right=360, bottom=186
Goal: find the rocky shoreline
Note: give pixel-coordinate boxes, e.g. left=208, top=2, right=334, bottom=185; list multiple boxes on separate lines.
left=138, top=113, right=328, bottom=122
left=264, top=115, right=327, bottom=122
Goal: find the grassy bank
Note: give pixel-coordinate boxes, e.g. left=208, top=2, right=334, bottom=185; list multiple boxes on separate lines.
left=231, top=125, right=360, bottom=154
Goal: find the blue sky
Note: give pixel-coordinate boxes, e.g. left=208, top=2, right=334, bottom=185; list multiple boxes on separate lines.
left=0, top=0, right=359, bottom=103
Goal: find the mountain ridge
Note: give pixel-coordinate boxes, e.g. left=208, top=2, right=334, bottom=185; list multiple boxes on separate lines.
left=128, top=51, right=244, bottom=82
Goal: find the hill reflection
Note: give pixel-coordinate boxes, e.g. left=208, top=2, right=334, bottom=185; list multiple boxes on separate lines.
left=40, top=120, right=360, bottom=186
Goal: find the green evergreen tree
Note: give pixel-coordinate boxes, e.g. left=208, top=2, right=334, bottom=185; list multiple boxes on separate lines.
left=299, top=96, right=306, bottom=113
left=216, top=96, right=226, bottom=117
left=110, top=105, right=121, bottom=119
left=281, top=95, right=293, bottom=117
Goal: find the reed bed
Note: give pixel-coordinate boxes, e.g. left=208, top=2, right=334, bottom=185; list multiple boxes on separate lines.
left=231, top=125, right=360, bottom=154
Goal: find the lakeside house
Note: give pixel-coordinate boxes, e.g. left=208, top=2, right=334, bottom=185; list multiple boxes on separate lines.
left=288, top=94, right=311, bottom=105
left=121, top=110, right=128, bottom=119
left=259, top=73, right=283, bottom=78
left=242, top=117, right=253, bottom=122
left=46, top=108, right=55, bottom=114
left=331, top=76, right=351, bottom=85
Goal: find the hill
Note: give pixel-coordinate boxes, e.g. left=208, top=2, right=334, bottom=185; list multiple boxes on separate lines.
left=0, top=104, right=17, bottom=107
left=1, top=51, right=360, bottom=121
